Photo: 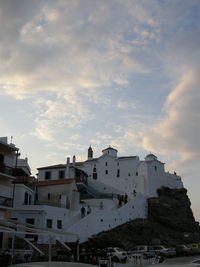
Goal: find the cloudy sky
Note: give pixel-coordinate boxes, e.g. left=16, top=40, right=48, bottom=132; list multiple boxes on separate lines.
left=1, top=0, right=200, bottom=221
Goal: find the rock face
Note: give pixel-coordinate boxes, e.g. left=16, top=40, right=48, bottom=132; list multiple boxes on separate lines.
left=84, top=187, right=200, bottom=250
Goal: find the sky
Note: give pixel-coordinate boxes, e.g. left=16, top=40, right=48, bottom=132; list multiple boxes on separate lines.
left=0, top=0, right=200, bottom=221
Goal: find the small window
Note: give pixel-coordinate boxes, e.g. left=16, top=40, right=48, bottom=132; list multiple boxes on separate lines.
left=154, top=166, right=157, bottom=170
left=26, top=218, right=34, bottom=225
left=105, top=162, right=107, bottom=166
left=117, top=162, right=119, bottom=166
left=57, top=220, right=62, bottom=229
left=46, top=219, right=52, bottom=228
left=58, top=170, right=65, bottom=179
left=105, top=170, right=108, bottom=175
left=45, top=171, right=51, bottom=180
left=136, top=172, right=138, bottom=176
left=93, top=173, right=97, bottom=180
left=29, top=195, right=32, bottom=205
left=24, top=192, right=28, bottom=205
left=93, top=167, right=96, bottom=172
left=117, top=169, right=120, bottom=177
left=47, top=193, right=51, bottom=200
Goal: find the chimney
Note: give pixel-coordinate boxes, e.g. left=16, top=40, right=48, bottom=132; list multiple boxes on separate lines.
left=66, top=157, right=70, bottom=178
left=73, top=155, right=76, bottom=166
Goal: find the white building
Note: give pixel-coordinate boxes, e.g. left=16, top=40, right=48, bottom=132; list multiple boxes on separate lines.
left=0, top=137, right=19, bottom=248
left=0, top=141, right=182, bottom=246
left=17, top=145, right=182, bottom=244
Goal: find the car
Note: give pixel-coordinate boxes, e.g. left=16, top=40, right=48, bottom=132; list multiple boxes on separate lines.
left=187, top=245, right=199, bottom=255
left=153, top=245, right=176, bottom=257
left=106, top=247, right=127, bottom=262
left=131, top=245, right=156, bottom=258
left=175, top=244, right=191, bottom=256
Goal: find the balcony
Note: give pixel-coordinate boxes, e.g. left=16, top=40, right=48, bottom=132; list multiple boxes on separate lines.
left=0, top=165, right=15, bottom=179
left=0, top=184, right=13, bottom=199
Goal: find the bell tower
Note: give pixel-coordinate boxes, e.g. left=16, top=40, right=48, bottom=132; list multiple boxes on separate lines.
left=88, top=146, right=93, bottom=160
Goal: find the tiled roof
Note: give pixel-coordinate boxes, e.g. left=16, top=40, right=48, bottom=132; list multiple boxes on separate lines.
left=32, top=178, right=74, bottom=186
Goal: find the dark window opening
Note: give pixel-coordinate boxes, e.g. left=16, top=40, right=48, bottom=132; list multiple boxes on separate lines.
left=45, top=171, right=51, bottom=180
left=136, top=172, right=138, bottom=176
left=93, top=167, right=96, bottom=172
left=26, top=218, right=34, bottom=225
left=117, top=169, right=120, bottom=177
left=105, top=162, right=107, bottom=166
left=24, top=192, right=28, bottom=205
left=93, top=173, right=97, bottom=180
left=154, top=166, right=157, bottom=170
left=29, top=195, right=32, bottom=205
left=0, top=154, right=4, bottom=164
left=58, top=170, right=65, bottom=179
left=57, top=220, right=62, bottom=229
left=47, top=193, right=51, bottom=200
left=105, top=170, right=108, bottom=175
left=46, top=219, right=52, bottom=228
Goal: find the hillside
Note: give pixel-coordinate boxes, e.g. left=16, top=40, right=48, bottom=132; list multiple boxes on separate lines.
left=83, top=187, right=200, bottom=250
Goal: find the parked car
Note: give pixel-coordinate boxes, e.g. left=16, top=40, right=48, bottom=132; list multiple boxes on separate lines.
left=106, top=247, right=127, bottom=262
left=189, top=244, right=200, bottom=254
left=186, top=245, right=199, bottom=255
left=153, top=245, right=176, bottom=257
left=175, top=245, right=191, bottom=256
left=131, top=245, right=156, bottom=258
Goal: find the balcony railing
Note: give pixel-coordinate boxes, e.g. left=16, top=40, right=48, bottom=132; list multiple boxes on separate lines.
left=0, top=165, right=14, bottom=177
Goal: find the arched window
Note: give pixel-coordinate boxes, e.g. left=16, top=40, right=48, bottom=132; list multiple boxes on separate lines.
left=47, top=193, right=51, bottom=200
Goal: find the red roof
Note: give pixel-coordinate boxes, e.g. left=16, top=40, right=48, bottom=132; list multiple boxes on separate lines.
left=32, top=178, right=74, bottom=186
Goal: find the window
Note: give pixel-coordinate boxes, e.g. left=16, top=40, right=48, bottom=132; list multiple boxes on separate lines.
left=45, top=171, right=51, bottom=180
left=47, top=193, right=51, bottom=200
left=136, top=172, right=138, bottom=176
left=93, top=167, right=96, bottom=172
left=29, top=195, right=32, bottom=205
left=117, top=169, right=120, bottom=177
left=26, top=218, right=34, bottom=225
left=105, top=170, right=108, bottom=175
left=154, top=166, right=157, bottom=170
left=24, top=192, right=28, bottom=205
left=58, top=170, right=65, bottom=179
left=46, top=219, right=52, bottom=228
left=57, top=220, right=62, bottom=229
left=0, top=154, right=4, bottom=164
left=105, top=162, right=107, bottom=166
left=93, top=173, right=97, bottom=180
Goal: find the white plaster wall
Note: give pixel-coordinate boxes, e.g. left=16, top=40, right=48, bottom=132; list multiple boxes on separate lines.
left=4, top=155, right=15, bottom=167
left=66, top=194, right=148, bottom=243
left=79, top=155, right=140, bottom=197
left=13, top=184, right=35, bottom=207
left=0, top=184, right=13, bottom=198
left=36, top=181, right=77, bottom=209
left=166, top=173, right=183, bottom=189
left=38, top=167, right=75, bottom=181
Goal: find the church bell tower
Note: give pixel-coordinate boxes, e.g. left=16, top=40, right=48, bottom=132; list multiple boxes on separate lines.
left=88, top=146, right=93, bottom=160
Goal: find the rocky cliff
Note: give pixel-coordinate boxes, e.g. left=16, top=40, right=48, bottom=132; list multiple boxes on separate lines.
left=84, top=187, right=200, bottom=250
